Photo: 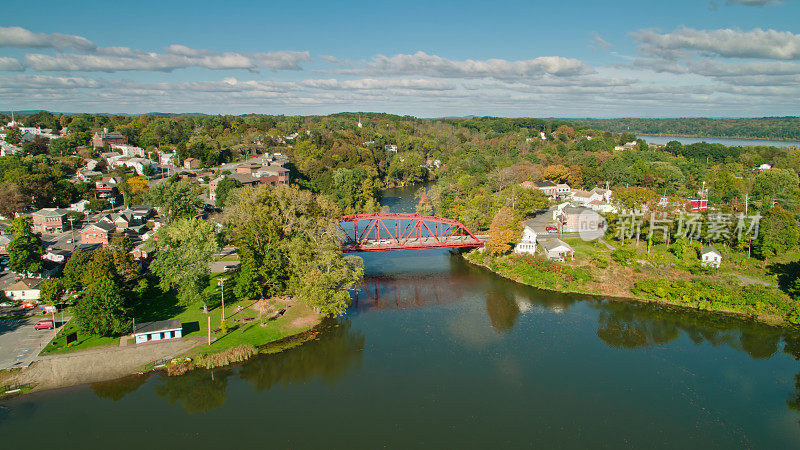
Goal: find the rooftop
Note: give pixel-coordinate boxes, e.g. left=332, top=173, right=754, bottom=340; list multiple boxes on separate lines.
left=539, top=238, right=572, bottom=252
left=134, top=319, right=182, bottom=334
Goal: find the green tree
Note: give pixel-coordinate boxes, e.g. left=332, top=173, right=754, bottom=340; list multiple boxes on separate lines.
left=74, top=277, right=131, bottom=336
left=149, top=218, right=220, bottom=311
left=5, top=128, right=21, bottom=145
left=751, top=168, right=800, bottom=211
left=39, top=278, right=65, bottom=305
left=225, top=185, right=362, bottom=315
left=753, top=206, right=800, bottom=259
left=7, top=217, right=44, bottom=275
left=214, top=177, right=242, bottom=208
left=144, top=180, right=201, bottom=222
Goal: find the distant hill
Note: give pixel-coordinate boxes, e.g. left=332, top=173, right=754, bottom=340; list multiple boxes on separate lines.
left=569, top=117, right=800, bottom=141
left=0, top=110, right=206, bottom=117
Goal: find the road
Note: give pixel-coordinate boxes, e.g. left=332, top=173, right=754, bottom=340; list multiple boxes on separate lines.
left=344, top=235, right=485, bottom=252
left=0, top=316, right=69, bottom=370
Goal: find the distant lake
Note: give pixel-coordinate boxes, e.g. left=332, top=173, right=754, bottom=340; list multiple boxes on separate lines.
left=638, top=134, right=800, bottom=148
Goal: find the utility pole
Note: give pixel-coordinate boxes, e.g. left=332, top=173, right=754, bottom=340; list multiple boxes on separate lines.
left=745, top=193, right=749, bottom=215
left=219, top=278, right=225, bottom=322
left=68, top=216, right=76, bottom=250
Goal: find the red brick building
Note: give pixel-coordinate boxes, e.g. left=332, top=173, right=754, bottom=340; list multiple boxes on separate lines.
left=32, top=208, right=70, bottom=234
left=80, top=222, right=116, bottom=245
left=92, top=128, right=127, bottom=148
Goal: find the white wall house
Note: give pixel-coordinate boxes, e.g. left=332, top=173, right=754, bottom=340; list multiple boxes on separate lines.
left=514, top=220, right=539, bottom=255
left=134, top=319, right=183, bottom=344
left=556, top=183, right=571, bottom=198
left=701, top=246, right=722, bottom=268
left=539, top=239, right=574, bottom=262
left=3, top=278, right=42, bottom=301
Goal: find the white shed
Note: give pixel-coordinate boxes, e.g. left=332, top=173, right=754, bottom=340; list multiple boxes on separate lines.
left=134, top=319, right=183, bottom=344
left=539, top=238, right=574, bottom=262
left=700, top=246, right=722, bottom=268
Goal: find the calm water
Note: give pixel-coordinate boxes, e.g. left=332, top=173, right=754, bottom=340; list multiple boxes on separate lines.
left=638, top=134, right=800, bottom=148
left=2, top=187, right=800, bottom=448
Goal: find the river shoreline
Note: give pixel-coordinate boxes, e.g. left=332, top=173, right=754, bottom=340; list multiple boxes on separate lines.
left=463, top=253, right=791, bottom=328
left=0, top=312, right=326, bottom=398
left=637, top=133, right=800, bottom=143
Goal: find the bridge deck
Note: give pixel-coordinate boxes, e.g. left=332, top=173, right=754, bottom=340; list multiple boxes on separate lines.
left=343, top=235, right=487, bottom=253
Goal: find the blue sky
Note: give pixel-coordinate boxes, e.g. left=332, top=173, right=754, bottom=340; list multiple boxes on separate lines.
left=1, top=0, right=799, bottom=117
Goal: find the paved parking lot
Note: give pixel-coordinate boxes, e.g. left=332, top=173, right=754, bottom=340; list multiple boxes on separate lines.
left=0, top=316, right=68, bottom=370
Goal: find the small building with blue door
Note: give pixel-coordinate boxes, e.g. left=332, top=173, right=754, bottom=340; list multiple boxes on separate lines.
left=134, top=319, right=182, bottom=344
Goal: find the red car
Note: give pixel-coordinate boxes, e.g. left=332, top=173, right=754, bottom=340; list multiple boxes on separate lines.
left=34, top=320, right=55, bottom=330
left=21, top=302, right=38, bottom=309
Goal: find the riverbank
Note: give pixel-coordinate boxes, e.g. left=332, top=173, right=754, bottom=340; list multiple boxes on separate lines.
left=463, top=241, right=800, bottom=328
left=0, top=297, right=325, bottom=396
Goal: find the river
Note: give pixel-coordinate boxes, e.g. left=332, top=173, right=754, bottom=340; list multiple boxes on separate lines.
left=2, top=186, right=800, bottom=448
left=638, top=134, right=800, bottom=148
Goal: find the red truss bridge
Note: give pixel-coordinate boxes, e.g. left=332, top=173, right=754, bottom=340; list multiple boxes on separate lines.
left=339, top=213, right=486, bottom=252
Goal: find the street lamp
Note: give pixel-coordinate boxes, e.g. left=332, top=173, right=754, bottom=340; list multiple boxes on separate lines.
left=218, top=278, right=226, bottom=321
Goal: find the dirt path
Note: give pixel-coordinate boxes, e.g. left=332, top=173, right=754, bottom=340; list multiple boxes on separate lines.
left=8, top=337, right=202, bottom=392
left=733, top=274, right=773, bottom=287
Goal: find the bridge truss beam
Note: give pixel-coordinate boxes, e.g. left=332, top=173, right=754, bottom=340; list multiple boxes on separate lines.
left=339, top=213, right=484, bottom=253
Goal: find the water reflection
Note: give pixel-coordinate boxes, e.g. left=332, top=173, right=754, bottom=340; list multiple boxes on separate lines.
left=353, top=275, right=469, bottom=313
left=154, top=367, right=232, bottom=414
left=238, top=320, right=364, bottom=392
left=587, top=299, right=788, bottom=358
left=484, top=291, right=519, bottom=333
left=91, top=374, right=150, bottom=402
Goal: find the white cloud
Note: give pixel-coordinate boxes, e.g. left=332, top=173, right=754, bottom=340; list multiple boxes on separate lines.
left=727, top=0, right=783, bottom=6
left=22, top=50, right=310, bottom=73
left=0, top=26, right=96, bottom=51
left=302, top=78, right=455, bottom=91
left=633, top=27, right=800, bottom=60
left=0, top=57, right=23, bottom=71
left=336, top=51, right=594, bottom=79
left=0, top=26, right=310, bottom=73
left=589, top=33, right=612, bottom=50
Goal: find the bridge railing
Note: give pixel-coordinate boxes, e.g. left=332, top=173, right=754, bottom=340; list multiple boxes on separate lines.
left=339, top=213, right=483, bottom=252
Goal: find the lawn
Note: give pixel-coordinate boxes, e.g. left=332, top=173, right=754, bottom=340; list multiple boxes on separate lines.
left=39, top=321, right=119, bottom=356
left=41, top=273, right=323, bottom=358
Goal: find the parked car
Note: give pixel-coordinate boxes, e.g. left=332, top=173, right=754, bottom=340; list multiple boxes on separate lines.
left=34, top=320, right=55, bottom=330
left=545, top=227, right=559, bottom=233
left=21, top=302, right=38, bottom=309
left=223, top=264, right=239, bottom=272
left=0, top=301, right=14, bottom=307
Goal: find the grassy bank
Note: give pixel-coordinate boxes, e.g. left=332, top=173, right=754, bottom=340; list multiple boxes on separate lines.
left=465, top=238, right=800, bottom=327
left=40, top=273, right=323, bottom=358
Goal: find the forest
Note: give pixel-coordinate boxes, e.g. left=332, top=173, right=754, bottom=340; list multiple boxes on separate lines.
left=570, top=117, right=800, bottom=141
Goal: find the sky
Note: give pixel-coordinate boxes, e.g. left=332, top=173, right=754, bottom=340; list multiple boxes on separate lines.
left=0, top=0, right=799, bottom=117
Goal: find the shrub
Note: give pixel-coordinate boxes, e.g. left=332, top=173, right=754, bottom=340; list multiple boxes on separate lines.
left=611, top=248, right=636, bottom=266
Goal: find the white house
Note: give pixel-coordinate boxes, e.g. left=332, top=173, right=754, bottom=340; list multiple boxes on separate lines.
left=111, top=144, right=145, bottom=158
left=69, top=199, right=91, bottom=213
left=614, top=141, right=637, bottom=151
left=134, top=319, right=183, bottom=344
left=2, top=278, right=43, bottom=301
left=539, top=239, right=574, bottom=262
left=0, top=140, right=22, bottom=156
left=555, top=183, right=571, bottom=198
left=514, top=220, right=539, bottom=255
left=159, top=152, right=176, bottom=166
left=700, top=246, right=722, bottom=268
left=385, top=144, right=398, bottom=153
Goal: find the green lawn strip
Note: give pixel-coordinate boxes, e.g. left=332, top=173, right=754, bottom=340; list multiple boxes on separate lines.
left=39, top=322, right=119, bottom=356
left=192, top=300, right=319, bottom=356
